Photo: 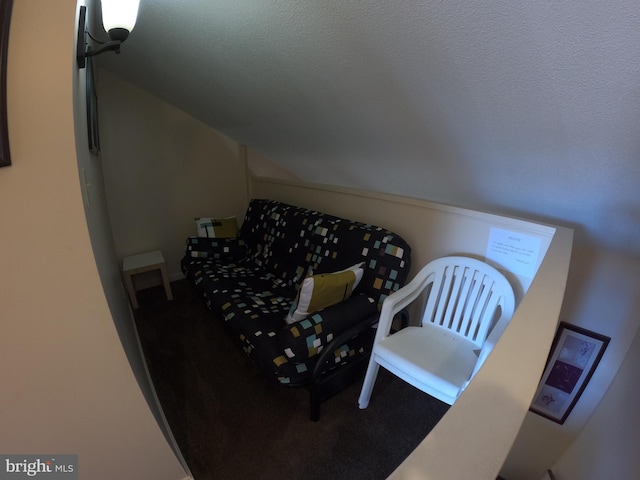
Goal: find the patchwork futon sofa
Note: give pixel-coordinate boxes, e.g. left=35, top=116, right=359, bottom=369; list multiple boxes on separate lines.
left=181, top=199, right=412, bottom=420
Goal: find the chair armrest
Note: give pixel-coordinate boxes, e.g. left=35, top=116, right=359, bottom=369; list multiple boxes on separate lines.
left=373, top=264, right=436, bottom=342
left=185, top=236, right=246, bottom=261
left=279, top=294, right=378, bottom=363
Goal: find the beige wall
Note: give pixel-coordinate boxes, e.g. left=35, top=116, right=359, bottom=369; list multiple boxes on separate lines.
left=97, top=70, right=249, bottom=279
left=0, top=2, right=187, bottom=479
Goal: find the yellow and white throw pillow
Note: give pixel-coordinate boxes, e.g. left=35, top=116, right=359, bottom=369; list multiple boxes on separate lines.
left=286, top=263, right=364, bottom=324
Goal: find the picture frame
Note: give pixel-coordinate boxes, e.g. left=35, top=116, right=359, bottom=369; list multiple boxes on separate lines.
left=530, top=322, right=610, bottom=424
left=0, top=0, right=13, bottom=167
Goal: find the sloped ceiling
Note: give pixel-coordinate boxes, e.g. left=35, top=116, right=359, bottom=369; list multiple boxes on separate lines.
left=98, top=0, right=640, bottom=256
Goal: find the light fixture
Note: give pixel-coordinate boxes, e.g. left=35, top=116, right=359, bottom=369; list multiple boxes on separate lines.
left=76, top=0, right=140, bottom=69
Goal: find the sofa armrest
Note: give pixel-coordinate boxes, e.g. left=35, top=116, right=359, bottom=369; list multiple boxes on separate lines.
left=310, top=312, right=379, bottom=380
left=279, top=294, right=378, bottom=362
left=185, top=236, right=247, bottom=261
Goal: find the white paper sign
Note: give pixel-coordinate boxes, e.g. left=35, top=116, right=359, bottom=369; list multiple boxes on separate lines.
left=486, top=228, right=541, bottom=278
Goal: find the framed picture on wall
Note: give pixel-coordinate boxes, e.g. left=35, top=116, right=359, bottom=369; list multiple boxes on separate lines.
left=0, top=0, right=13, bottom=167
left=530, top=322, right=610, bottom=424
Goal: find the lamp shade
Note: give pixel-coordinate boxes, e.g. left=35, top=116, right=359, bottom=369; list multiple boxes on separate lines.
left=101, top=0, right=140, bottom=41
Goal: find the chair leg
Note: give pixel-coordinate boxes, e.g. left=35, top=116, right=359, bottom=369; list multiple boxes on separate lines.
left=358, top=360, right=380, bottom=409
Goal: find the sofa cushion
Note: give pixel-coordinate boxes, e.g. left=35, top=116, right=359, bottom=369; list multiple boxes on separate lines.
left=280, top=294, right=378, bottom=362
left=238, top=200, right=316, bottom=288
left=285, top=263, right=364, bottom=324
left=236, top=200, right=411, bottom=305
left=185, top=236, right=247, bottom=261
left=186, top=258, right=294, bottom=318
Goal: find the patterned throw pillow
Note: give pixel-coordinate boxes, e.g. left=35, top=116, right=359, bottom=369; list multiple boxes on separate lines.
left=195, top=216, right=238, bottom=238
left=286, top=263, right=364, bottom=324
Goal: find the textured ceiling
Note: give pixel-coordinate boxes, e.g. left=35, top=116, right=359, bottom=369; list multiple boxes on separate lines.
left=98, top=0, right=640, bottom=257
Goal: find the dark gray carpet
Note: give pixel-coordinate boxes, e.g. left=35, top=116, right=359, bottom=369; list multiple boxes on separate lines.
left=134, top=280, right=448, bottom=480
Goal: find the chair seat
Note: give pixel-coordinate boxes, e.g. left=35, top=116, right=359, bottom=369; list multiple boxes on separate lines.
left=374, top=325, right=480, bottom=403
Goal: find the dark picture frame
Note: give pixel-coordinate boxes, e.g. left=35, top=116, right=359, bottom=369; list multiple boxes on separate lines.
left=530, top=322, right=610, bottom=424
left=0, top=0, right=13, bottom=167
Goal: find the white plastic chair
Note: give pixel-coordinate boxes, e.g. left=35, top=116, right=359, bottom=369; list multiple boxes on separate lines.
left=358, top=256, right=515, bottom=408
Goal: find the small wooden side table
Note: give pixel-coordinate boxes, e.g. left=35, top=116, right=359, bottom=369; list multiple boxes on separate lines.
left=122, top=250, right=173, bottom=309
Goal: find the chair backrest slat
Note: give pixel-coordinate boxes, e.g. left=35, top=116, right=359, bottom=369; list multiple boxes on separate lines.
left=437, top=266, right=456, bottom=328
left=455, top=266, right=481, bottom=336
left=421, top=258, right=512, bottom=348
